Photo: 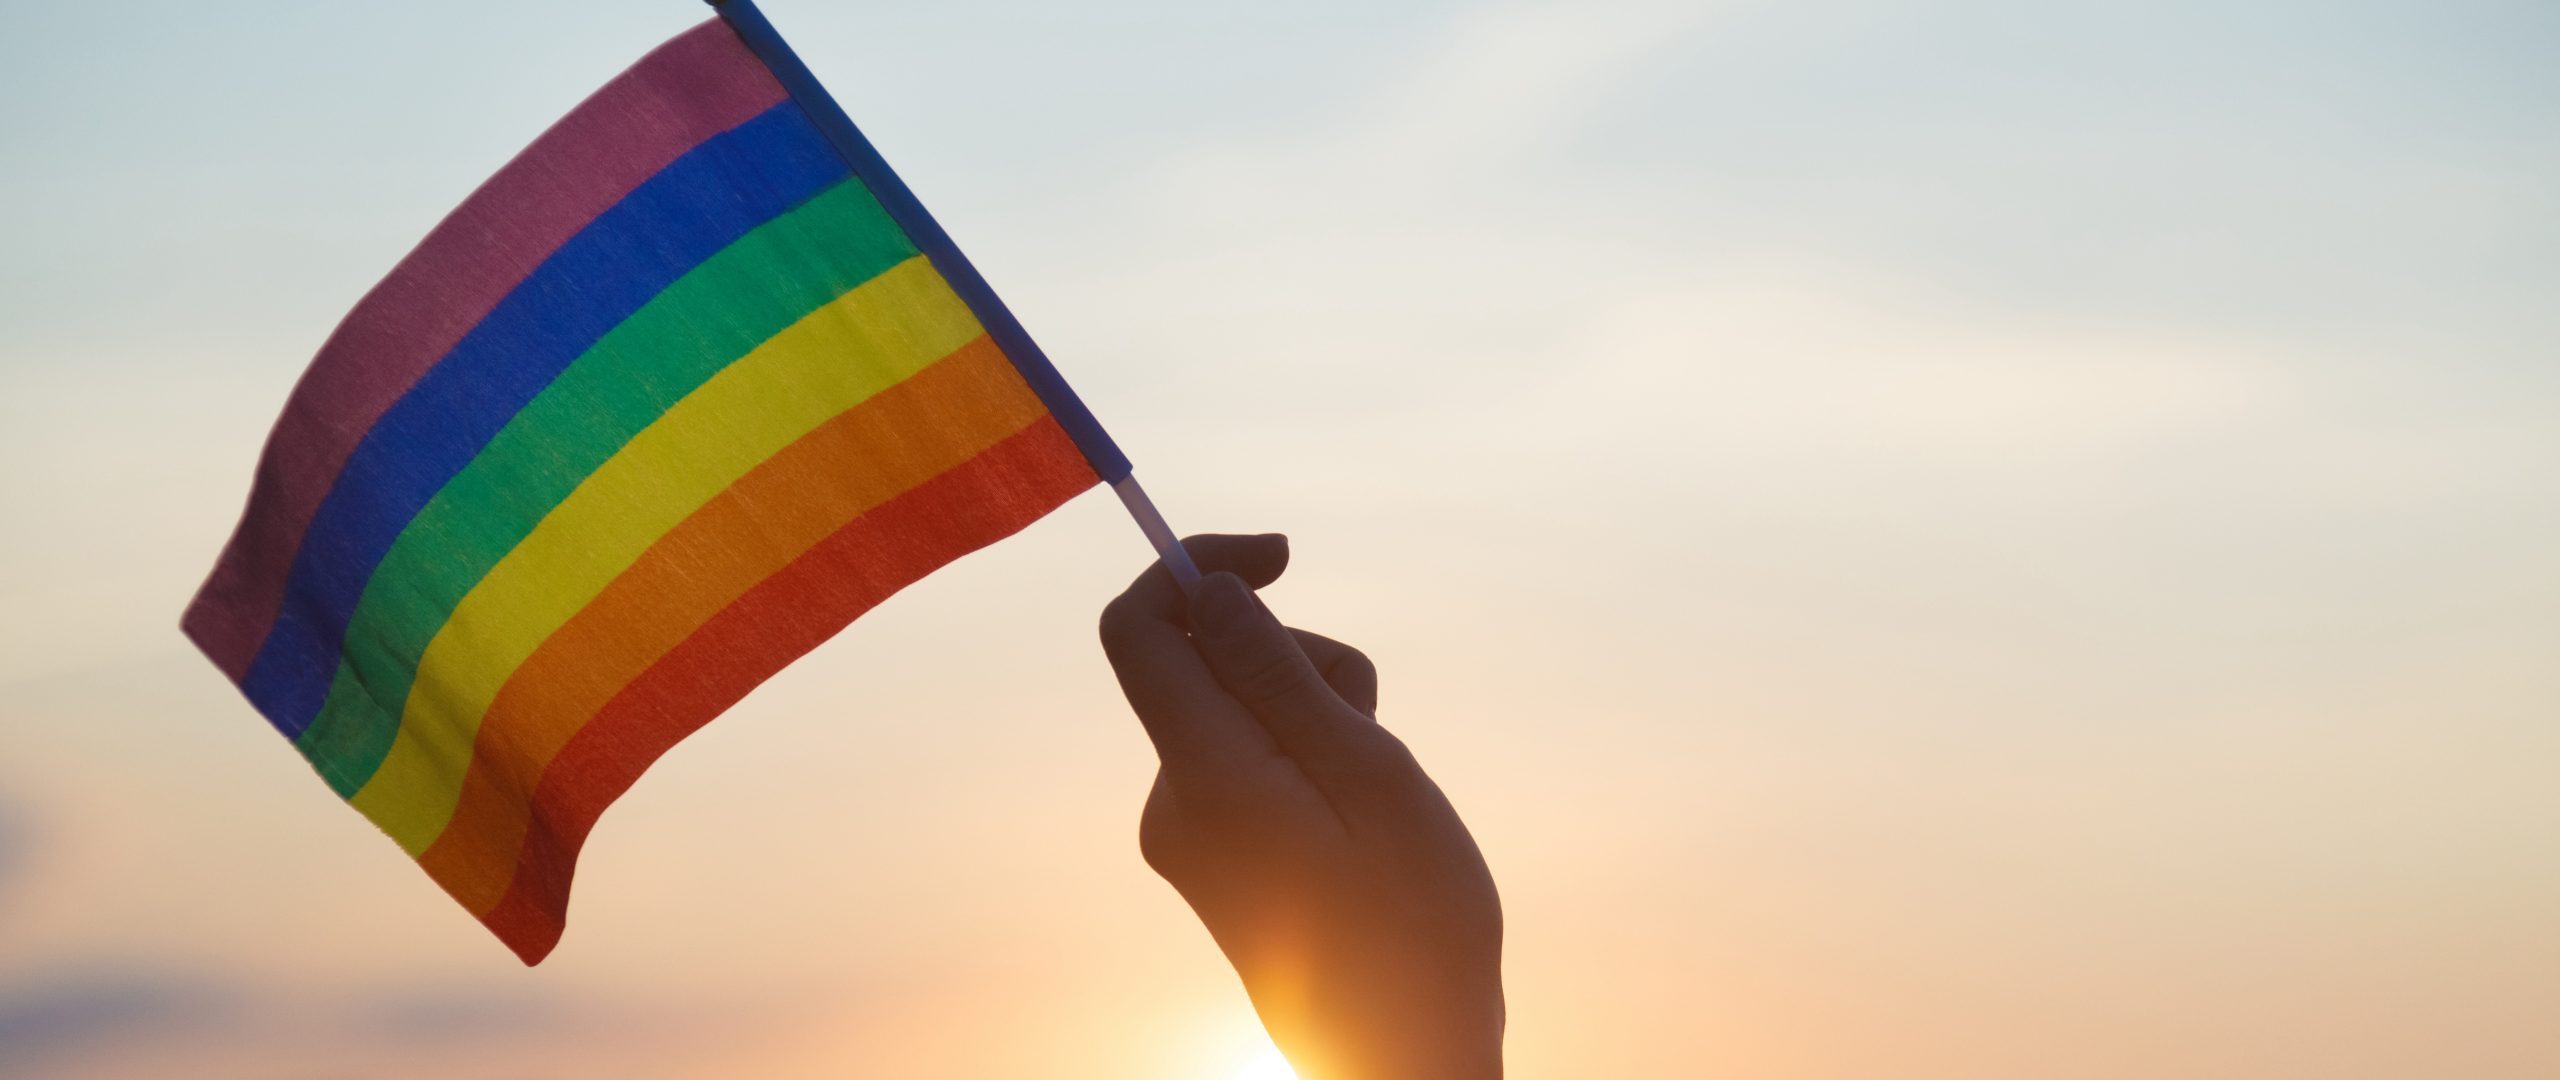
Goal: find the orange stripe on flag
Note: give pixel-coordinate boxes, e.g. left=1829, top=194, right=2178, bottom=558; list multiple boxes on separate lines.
left=475, top=416, right=1095, bottom=963
left=418, top=336, right=1049, bottom=914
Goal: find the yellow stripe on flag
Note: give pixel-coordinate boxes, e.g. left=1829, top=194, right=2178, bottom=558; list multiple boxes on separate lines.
left=352, top=256, right=982, bottom=849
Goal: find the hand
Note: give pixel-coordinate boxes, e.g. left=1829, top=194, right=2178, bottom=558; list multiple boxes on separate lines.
left=1099, top=534, right=1504, bottom=1079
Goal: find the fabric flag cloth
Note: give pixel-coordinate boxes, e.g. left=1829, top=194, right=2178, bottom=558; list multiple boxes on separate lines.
left=182, top=5, right=1142, bottom=964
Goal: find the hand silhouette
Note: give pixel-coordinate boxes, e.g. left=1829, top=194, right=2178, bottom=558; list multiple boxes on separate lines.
left=1100, top=533, right=1504, bottom=1079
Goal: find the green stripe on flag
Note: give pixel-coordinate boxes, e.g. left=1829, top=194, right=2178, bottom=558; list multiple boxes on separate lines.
left=295, top=178, right=916, bottom=794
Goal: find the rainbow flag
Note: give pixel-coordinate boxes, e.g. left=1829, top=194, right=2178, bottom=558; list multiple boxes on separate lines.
left=182, top=4, right=1168, bottom=964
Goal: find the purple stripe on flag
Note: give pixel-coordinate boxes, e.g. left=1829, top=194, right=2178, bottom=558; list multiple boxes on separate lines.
left=183, top=19, right=786, bottom=680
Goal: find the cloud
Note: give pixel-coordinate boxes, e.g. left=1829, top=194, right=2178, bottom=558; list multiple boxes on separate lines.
left=0, top=791, right=28, bottom=896
left=0, top=959, right=707, bottom=1079
left=346, top=985, right=568, bottom=1045
left=1136, top=0, right=1720, bottom=220
left=0, top=969, right=236, bottom=1076
left=1537, top=269, right=2286, bottom=459
left=1330, top=1, right=1725, bottom=169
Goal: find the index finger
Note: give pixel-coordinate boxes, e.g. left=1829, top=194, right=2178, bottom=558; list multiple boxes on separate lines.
left=1098, top=533, right=1291, bottom=772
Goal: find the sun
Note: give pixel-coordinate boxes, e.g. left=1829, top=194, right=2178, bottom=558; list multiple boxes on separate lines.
left=1229, top=1046, right=1300, bottom=1080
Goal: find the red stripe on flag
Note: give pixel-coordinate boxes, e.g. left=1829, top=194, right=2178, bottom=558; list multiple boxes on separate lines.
left=418, top=337, right=1044, bottom=916
left=476, top=417, right=1095, bottom=963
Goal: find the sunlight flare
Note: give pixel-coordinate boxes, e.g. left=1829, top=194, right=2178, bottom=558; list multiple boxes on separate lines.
left=1230, top=1045, right=1299, bottom=1080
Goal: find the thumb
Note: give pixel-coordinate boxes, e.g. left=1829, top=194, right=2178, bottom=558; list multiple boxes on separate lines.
left=1187, top=572, right=1394, bottom=778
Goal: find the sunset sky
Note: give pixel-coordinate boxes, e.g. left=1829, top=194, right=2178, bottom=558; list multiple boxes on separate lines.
left=3, top=0, right=2556, bottom=1076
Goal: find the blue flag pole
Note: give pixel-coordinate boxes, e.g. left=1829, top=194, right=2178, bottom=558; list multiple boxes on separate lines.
left=707, top=0, right=1202, bottom=588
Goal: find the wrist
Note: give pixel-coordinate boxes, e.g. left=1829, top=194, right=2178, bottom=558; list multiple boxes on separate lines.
left=1281, top=983, right=1504, bottom=1080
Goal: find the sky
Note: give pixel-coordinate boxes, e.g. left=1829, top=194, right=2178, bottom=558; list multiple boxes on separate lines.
left=2, top=0, right=2557, bottom=1076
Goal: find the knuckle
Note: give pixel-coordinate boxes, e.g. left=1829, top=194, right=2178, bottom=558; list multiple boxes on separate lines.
left=1323, top=642, right=1377, bottom=680
left=1340, top=650, right=1379, bottom=689
left=1341, top=730, right=1425, bottom=784
left=1096, top=597, right=1141, bottom=646
left=1137, top=823, right=1184, bottom=877
left=1229, top=648, right=1319, bottom=705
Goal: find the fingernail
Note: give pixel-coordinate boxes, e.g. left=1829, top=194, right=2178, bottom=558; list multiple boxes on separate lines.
left=1189, top=571, right=1254, bottom=634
